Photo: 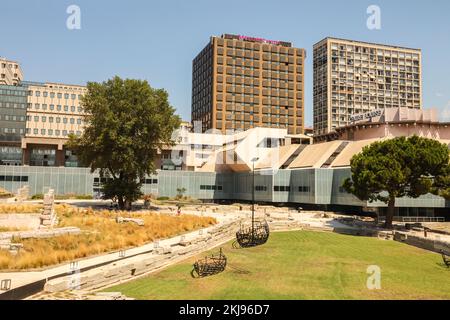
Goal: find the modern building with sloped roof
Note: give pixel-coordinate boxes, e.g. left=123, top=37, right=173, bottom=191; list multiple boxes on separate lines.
left=1, top=107, right=449, bottom=221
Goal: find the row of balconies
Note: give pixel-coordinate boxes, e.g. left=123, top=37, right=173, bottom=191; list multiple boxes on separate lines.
left=220, top=105, right=301, bottom=115
left=215, top=118, right=302, bottom=129
left=331, top=103, right=422, bottom=109
left=332, top=94, right=421, bottom=101
left=218, top=82, right=302, bottom=92
left=330, top=81, right=420, bottom=89
left=217, top=92, right=301, bottom=103
left=332, top=86, right=420, bottom=93
left=217, top=42, right=301, bottom=56
left=215, top=122, right=297, bottom=133
left=218, top=54, right=303, bottom=64
left=218, top=60, right=303, bottom=73
left=331, top=87, right=421, bottom=95
left=218, top=69, right=304, bottom=81
left=216, top=113, right=301, bottom=125
left=331, top=48, right=419, bottom=59
left=216, top=102, right=302, bottom=112
left=218, top=66, right=303, bottom=76
left=217, top=74, right=302, bottom=84
left=331, top=65, right=420, bottom=75
left=331, top=55, right=419, bottom=65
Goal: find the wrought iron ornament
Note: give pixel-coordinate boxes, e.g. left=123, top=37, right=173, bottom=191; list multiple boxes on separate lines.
left=192, top=248, right=227, bottom=277
left=236, top=219, right=270, bottom=248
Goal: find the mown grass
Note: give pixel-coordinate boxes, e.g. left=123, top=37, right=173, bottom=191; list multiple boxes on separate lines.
left=0, top=204, right=216, bottom=270
left=105, top=231, right=450, bottom=300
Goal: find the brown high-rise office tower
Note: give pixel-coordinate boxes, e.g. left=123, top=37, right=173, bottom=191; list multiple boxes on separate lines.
left=191, top=34, right=306, bottom=134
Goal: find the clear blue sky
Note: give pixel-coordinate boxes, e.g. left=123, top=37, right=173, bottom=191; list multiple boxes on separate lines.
left=1, top=0, right=450, bottom=125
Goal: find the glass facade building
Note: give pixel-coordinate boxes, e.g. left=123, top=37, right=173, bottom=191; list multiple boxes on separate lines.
left=0, top=85, right=28, bottom=165
left=0, top=165, right=447, bottom=220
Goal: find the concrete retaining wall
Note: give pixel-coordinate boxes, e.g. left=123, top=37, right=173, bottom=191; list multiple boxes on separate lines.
left=394, top=232, right=450, bottom=255
left=0, top=227, right=81, bottom=241
left=0, top=214, right=41, bottom=230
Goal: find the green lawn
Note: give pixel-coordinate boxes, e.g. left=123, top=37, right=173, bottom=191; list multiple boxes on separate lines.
left=104, top=231, right=450, bottom=300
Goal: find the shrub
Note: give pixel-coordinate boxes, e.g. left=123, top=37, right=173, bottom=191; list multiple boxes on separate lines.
left=31, top=194, right=44, bottom=200
left=75, top=195, right=93, bottom=200
left=157, top=196, right=170, bottom=201
left=55, top=194, right=93, bottom=200
left=0, top=187, right=12, bottom=199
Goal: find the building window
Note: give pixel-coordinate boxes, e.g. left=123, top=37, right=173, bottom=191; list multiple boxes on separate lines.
left=298, top=186, right=310, bottom=193
left=255, top=186, right=267, bottom=191
left=0, top=175, right=28, bottom=182
left=274, top=185, right=290, bottom=192
left=200, top=185, right=223, bottom=191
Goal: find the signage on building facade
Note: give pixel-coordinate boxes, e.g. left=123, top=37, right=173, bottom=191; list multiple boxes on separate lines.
left=238, top=35, right=281, bottom=45
left=223, top=34, right=292, bottom=47
left=349, top=109, right=383, bottom=122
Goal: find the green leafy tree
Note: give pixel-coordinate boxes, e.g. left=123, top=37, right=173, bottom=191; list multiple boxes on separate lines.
left=343, top=136, right=450, bottom=228
left=68, top=76, right=180, bottom=210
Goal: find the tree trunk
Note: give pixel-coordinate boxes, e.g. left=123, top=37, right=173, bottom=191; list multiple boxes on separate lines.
left=384, top=197, right=396, bottom=229
left=124, top=198, right=132, bottom=211
left=117, top=196, right=125, bottom=210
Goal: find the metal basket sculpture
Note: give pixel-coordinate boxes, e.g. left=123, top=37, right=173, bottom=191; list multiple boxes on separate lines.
left=236, top=219, right=270, bottom=248
left=192, top=248, right=227, bottom=278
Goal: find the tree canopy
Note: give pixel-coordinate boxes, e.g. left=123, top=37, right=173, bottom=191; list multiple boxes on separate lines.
left=343, top=136, right=450, bottom=228
left=68, top=76, right=181, bottom=209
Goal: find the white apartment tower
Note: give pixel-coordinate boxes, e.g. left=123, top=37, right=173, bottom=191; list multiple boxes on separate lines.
left=313, top=38, right=422, bottom=136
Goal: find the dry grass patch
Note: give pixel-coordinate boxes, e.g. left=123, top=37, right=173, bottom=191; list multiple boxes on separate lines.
left=0, top=204, right=216, bottom=270
left=0, top=204, right=43, bottom=214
